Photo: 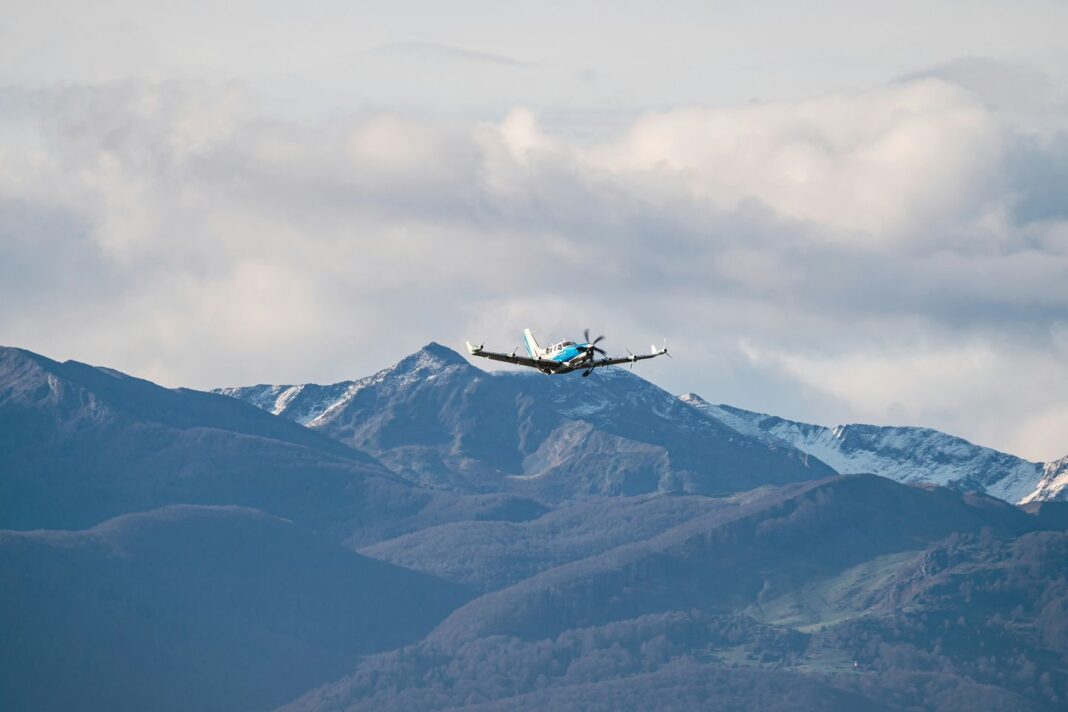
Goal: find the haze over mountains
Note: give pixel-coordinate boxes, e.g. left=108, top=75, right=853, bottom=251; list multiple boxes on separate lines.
left=3, top=342, right=1067, bottom=711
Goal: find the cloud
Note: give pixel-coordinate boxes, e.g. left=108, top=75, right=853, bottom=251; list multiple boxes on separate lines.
left=0, top=75, right=1066, bottom=460
left=740, top=334, right=1068, bottom=447
left=585, top=79, right=1007, bottom=238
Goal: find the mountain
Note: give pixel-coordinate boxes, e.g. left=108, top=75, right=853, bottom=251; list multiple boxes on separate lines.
left=0, top=505, right=470, bottom=712
left=0, top=346, right=543, bottom=541
left=282, top=475, right=1068, bottom=712
left=218, top=343, right=834, bottom=500
left=680, top=394, right=1065, bottom=504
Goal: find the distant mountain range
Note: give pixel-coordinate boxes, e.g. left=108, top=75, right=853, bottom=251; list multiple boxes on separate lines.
left=3, top=342, right=1067, bottom=711
left=218, top=342, right=1066, bottom=505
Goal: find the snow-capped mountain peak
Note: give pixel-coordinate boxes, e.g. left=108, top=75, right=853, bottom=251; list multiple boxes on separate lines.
left=213, top=343, right=471, bottom=427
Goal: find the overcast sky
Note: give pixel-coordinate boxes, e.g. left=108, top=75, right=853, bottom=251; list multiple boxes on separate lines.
left=1, top=1, right=1066, bottom=461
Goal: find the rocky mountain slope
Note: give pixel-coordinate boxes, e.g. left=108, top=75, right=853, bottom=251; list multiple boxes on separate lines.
left=219, top=343, right=833, bottom=500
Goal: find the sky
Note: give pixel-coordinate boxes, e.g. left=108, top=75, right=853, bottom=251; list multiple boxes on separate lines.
left=1, top=1, right=1067, bottom=461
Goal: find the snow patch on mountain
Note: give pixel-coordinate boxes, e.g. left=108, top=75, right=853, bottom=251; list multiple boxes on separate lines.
left=215, top=381, right=357, bottom=425
left=680, top=393, right=1064, bottom=504
left=677, top=394, right=782, bottom=444
left=1022, top=456, right=1068, bottom=503
left=213, top=343, right=472, bottom=429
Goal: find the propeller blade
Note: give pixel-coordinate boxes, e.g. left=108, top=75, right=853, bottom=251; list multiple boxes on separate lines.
left=584, top=328, right=591, bottom=344
left=592, top=335, right=605, bottom=346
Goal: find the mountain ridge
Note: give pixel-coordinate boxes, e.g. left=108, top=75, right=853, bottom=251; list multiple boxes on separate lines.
left=680, top=393, right=1065, bottom=504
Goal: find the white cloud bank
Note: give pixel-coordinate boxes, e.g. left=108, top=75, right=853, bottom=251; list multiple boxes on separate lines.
left=0, top=71, right=1066, bottom=461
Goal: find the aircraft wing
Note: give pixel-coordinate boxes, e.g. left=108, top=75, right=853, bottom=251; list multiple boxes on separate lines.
left=589, top=346, right=669, bottom=370
left=465, top=342, right=563, bottom=372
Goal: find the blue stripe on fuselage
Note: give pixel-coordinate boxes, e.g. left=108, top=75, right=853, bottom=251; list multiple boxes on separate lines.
left=551, top=345, right=585, bottom=362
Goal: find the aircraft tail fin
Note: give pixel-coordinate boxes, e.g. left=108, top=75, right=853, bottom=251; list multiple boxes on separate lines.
left=523, top=328, right=544, bottom=358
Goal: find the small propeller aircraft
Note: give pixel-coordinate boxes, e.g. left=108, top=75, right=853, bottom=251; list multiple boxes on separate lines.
left=466, top=328, right=670, bottom=377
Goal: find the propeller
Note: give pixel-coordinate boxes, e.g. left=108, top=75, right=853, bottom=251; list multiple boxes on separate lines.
left=582, top=328, right=607, bottom=358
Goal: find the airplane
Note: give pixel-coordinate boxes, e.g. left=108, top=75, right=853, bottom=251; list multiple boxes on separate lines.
left=466, top=328, right=669, bottom=377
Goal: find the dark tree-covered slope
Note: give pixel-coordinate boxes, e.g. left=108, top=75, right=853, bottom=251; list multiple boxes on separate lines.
left=427, top=475, right=1038, bottom=644
left=360, top=492, right=733, bottom=591
left=282, top=478, right=1068, bottom=712
left=0, top=506, right=471, bottom=712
